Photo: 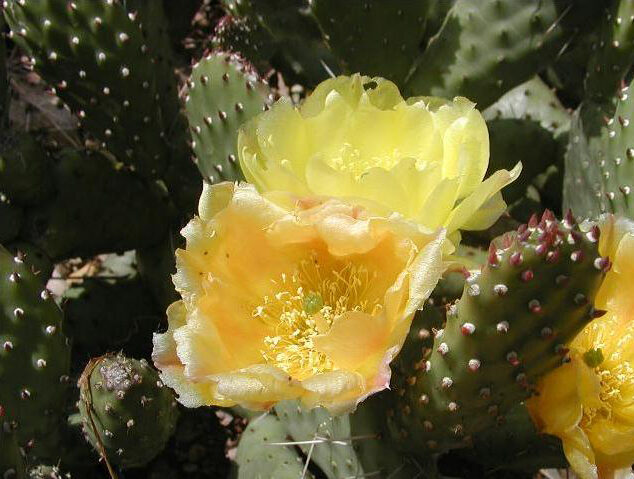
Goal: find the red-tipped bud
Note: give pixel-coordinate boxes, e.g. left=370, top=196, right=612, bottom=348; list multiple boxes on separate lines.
left=488, top=244, right=499, bottom=266
left=506, top=351, right=520, bottom=367
left=467, top=359, right=481, bottom=372
left=546, top=249, right=560, bottom=263
left=461, top=322, right=476, bottom=336
left=528, top=214, right=539, bottom=228
left=509, top=251, right=523, bottom=267
left=586, top=225, right=600, bottom=243
left=520, top=269, right=534, bottom=282
left=541, top=209, right=556, bottom=223
left=563, top=209, right=577, bottom=228
left=593, top=256, right=611, bottom=273
left=570, top=250, right=584, bottom=263
left=528, top=299, right=542, bottom=314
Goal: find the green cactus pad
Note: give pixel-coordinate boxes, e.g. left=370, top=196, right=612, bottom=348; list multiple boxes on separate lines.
left=5, top=242, right=53, bottom=281
left=78, top=353, right=179, bottom=469
left=387, top=211, right=608, bottom=455
left=0, top=132, right=54, bottom=206
left=483, top=77, right=571, bottom=138
left=274, top=400, right=364, bottom=479
left=63, top=277, right=160, bottom=363
left=219, top=0, right=338, bottom=85
left=446, top=404, right=566, bottom=475
left=1, top=422, right=26, bottom=479
left=0, top=244, right=71, bottom=460
left=136, top=231, right=181, bottom=312
left=564, top=79, right=634, bottom=219
left=404, top=0, right=599, bottom=109
left=487, top=118, right=560, bottom=204
left=0, top=199, right=22, bottom=244
left=19, top=148, right=170, bottom=260
left=589, top=82, right=634, bottom=218
left=235, top=413, right=311, bottom=479
left=184, top=53, right=272, bottom=183
left=585, top=0, right=634, bottom=103
left=562, top=102, right=607, bottom=219
left=4, top=0, right=179, bottom=179
left=310, top=0, right=429, bottom=86
left=0, top=15, right=8, bottom=128
left=213, top=15, right=277, bottom=73
left=348, top=394, right=425, bottom=479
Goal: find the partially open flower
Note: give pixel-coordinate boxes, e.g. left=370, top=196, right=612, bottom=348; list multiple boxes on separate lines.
left=527, top=215, right=634, bottom=479
left=238, top=74, right=520, bottom=246
left=152, top=182, right=446, bottom=413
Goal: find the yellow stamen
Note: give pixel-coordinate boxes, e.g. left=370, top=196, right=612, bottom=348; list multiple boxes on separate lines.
left=252, top=252, right=380, bottom=380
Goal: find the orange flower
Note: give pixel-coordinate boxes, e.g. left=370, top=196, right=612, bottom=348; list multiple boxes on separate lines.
left=152, top=182, right=446, bottom=413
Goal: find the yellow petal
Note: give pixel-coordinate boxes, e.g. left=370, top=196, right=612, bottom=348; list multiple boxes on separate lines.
left=563, top=426, right=599, bottom=479
left=238, top=75, right=513, bottom=241
left=153, top=182, right=448, bottom=412
left=313, top=311, right=390, bottom=371
left=445, top=162, right=522, bottom=233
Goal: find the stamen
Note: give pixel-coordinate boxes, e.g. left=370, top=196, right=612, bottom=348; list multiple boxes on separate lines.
left=251, top=252, right=380, bottom=380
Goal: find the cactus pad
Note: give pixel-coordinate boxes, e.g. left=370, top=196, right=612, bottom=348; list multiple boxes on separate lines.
left=185, top=53, right=272, bottom=183
left=4, top=0, right=180, bottom=179
left=0, top=245, right=71, bottom=460
left=387, top=211, right=608, bottom=455
left=404, top=0, right=597, bottom=108
left=77, top=353, right=179, bottom=469
left=310, top=0, right=429, bottom=86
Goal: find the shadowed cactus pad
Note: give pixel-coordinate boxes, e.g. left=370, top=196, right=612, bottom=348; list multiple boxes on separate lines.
left=387, top=211, right=609, bottom=455
left=0, top=245, right=70, bottom=460
left=1, top=421, right=26, bottom=479
left=310, top=0, right=430, bottom=86
left=4, top=0, right=180, bottom=179
left=77, top=353, right=179, bottom=469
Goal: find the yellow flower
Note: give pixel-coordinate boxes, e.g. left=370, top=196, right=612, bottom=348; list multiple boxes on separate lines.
left=238, top=74, right=521, bottom=246
left=527, top=215, right=634, bottom=479
left=152, top=182, right=446, bottom=413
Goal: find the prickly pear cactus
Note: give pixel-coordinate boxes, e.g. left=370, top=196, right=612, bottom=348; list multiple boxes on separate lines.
left=584, top=0, right=634, bottom=104
left=310, top=0, right=429, bottom=86
left=1, top=421, right=26, bottom=479
left=19, top=148, right=170, bottom=260
left=0, top=132, right=54, bottom=206
left=274, top=400, right=364, bottom=479
left=77, top=353, right=179, bottom=469
left=483, top=76, right=571, bottom=137
left=235, top=414, right=311, bottom=479
left=387, top=211, right=608, bottom=455
left=564, top=77, right=634, bottom=220
left=0, top=245, right=71, bottom=460
left=184, top=53, right=272, bottom=183
left=404, top=0, right=599, bottom=108
left=4, top=0, right=178, bottom=179
left=0, top=199, right=22, bottom=244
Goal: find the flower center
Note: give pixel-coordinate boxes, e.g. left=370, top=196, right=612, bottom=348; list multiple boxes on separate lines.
left=325, top=142, right=407, bottom=178
left=251, top=253, right=380, bottom=380
left=582, top=359, right=634, bottom=426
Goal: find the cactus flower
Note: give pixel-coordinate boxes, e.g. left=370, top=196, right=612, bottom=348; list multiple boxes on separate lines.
left=152, top=182, right=446, bottom=413
left=527, top=215, right=634, bottom=479
left=238, top=74, right=521, bottom=246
